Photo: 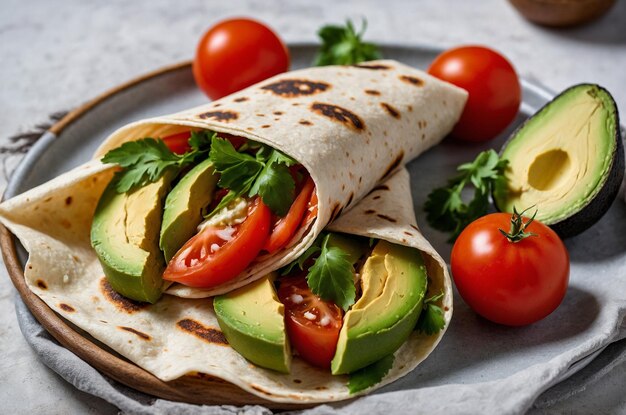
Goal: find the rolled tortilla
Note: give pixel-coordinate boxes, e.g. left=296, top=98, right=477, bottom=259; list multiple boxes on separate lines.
left=91, top=60, right=465, bottom=296
left=0, top=166, right=451, bottom=403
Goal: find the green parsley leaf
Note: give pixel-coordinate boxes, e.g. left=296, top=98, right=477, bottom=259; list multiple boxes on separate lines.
left=348, top=354, right=394, bottom=394
left=424, top=150, right=508, bottom=241
left=102, top=138, right=183, bottom=193
left=249, top=151, right=296, bottom=216
left=306, top=234, right=356, bottom=311
left=208, top=135, right=297, bottom=216
left=281, top=244, right=322, bottom=275
left=415, top=292, right=446, bottom=335
left=314, top=19, right=381, bottom=66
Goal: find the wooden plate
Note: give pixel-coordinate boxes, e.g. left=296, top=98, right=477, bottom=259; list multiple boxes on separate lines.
left=0, top=44, right=561, bottom=408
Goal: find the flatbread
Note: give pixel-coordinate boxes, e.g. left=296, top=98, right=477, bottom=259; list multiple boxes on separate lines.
left=0, top=166, right=451, bottom=403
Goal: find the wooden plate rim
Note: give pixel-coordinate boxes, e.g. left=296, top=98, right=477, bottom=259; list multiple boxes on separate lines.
left=0, top=60, right=314, bottom=410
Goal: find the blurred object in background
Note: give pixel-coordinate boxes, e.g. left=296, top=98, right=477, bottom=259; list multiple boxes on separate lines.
left=509, top=0, right=616, bottom=27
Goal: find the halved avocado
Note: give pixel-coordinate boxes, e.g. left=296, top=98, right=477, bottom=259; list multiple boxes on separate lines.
left=214, top=274, right=291, bottom=373
left=330, top=240, right=428, bottom=375
left=160, top=158, right=218, bottom=262
left=494, top=84, right=624, bottom=237
left=91, top=173, right=174, bottom=303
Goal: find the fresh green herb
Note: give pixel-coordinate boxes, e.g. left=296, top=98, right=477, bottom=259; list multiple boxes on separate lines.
left=348, top=354, right=394, bottom=394
left=415, top=292, right=446, bottom=335
left=208, top=136, right=297, bottom=216
left=424, top=150, right=508, bottom=241
left=281, top=243, right=321, bottom=276
left=101, top=131, right=215, bottom=193
left=314, top=19, right=381, bottom=66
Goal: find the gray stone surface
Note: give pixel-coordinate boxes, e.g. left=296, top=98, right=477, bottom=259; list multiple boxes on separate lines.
left=1, top=0, right=625, bottom=413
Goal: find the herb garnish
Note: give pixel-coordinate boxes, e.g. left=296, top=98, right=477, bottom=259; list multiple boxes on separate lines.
left=424, top=150, right=508, bottom=241
left=102, top=131, right=214, bottom=193
left=102, top=131, right=298, bottom=216
left=348, top=354, right=394, bottom=394
left=415, top=292, right=446, bottom=335
left=314, top=19, right=381, bottom=66
left=282, top=233, right=357, bottom=311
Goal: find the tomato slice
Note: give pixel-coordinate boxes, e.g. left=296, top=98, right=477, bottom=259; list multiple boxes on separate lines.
left=162, top=131, right=192, bottom=154
left=263, top=176, right=316, bottom=254
left=303, top=189, right=318, bottom=227
left=278, top=275, right=343, bottom=369
left=163, top=197, right=271, bottom=288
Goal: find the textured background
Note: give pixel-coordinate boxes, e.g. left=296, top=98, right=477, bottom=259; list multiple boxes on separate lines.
left=1, top=0, right=625, bottom=413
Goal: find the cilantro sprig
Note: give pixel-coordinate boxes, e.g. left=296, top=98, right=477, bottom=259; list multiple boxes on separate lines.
left=208, top=136, right=297, bottom=216
left=314, top=19, right=381, bottom=66
left=348, top=354, right=394, bottom=394
left=282, top=233, right=357, bottom=311
left=102, top=131, right=214, bottom=193
left=424, top=150, right=508, bottom=241
left=415, top=292, right=446, bottom=335
left=102, top=131, right=298, bottom=217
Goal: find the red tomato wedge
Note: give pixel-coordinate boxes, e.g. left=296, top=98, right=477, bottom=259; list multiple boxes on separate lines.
left=278, top=275, right=343, bottom=369
left=264, top=176, right=316, bottom=254
left=162, top=131, right=191, bottom=154
left=163, top=197, right=271, bottom=288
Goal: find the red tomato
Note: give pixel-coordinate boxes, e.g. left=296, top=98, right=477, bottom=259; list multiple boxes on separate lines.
left=193, top=18, right=290, bottom=100
left=451, top=213, right=569, bottom=326
left=263, top=176, right=316, bottom=254
left=163, top=197, right=271, bottom=288
left=278, top=275, right=343, bottom=369
left=428, top=46, right=521, bottom=142
left=162, top=131, right=191, bottom=154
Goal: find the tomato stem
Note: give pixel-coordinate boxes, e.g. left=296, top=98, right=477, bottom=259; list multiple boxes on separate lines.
left=499, top=206, right=538, bottom=243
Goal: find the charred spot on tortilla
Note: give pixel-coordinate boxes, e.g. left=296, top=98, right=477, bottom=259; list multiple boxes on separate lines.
left=372, top=195, right=381, bottom=200
left=177, top=318, right=228, bottom=345
left=36, top=279, right=47, bottom=289
left=381, top=151, right=405, bottom=180
left=59, top=303, right=76, bottom=313
left=352, top=63, right=392, bottom=70
left=315, top=386, right=328, bottom=391
left=371, top=184, right=390, bottom=193
left=408, top=105, right=413, bottom=112
left=212, top=103, right=223, bottom=107
left=364, top=209, right=376, bottom=215
left=119, top=326, right=151, bottom=341
left=273, top=111, right=283, bottom=116
left=198, top=110, right=239, bottom=122
left=65, top=196, right=73, bottom=206
left=100, top=277, right=148, bottom=313
left=261, top=79, right=330, bottom=97
left=365, top=89, right=381, bottom=96
left=261, top=124, right=271, bottom=129
left=246, top=127, right=254, bottom=131
left=377, top=214, right=398, bottom=223
left=251, top=384, right=276, bottom=397
left=380, top=103, right=401, bottom=119
left=399, top=75, right=425, bottom=86
left=299, top=120, right=313, bottom=126
left=233, top=97, right=248, bottom=103
left=293, top=379, right=302, bottom=384
left=310, top=103, right=365, bottom=132
left=410, top=224, right=419, bottom=232
left=404, top=231, right=413, bottom=236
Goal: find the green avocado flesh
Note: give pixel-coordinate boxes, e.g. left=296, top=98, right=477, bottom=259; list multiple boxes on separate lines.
left=214, top=274, right=291, bottom=373
left=160, top=158, right=218, bottom=262
left=91, top=174, right=173, bottom=303
left=494, top=84, right=623, bottom=236
left=331, top=240, right=428, bottom=375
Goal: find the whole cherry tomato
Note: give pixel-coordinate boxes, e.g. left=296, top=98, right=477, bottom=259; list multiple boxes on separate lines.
left=428, top=46, right=521, bottom=142
left=451, top=211, right=569, bottom=326
left=193, top=18, right=290, bottom=100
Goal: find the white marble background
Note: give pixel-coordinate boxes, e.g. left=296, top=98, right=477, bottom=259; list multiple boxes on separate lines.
left=1, top=0, right=625, bottom=413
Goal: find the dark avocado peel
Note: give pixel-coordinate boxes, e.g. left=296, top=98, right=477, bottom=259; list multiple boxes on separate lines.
left=494, top=84, right=624, bottom=238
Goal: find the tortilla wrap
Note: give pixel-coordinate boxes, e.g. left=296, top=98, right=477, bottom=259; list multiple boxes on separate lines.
left=0, top=165, right=451, bottom=402
left=87, top=59, right=465, bottom=297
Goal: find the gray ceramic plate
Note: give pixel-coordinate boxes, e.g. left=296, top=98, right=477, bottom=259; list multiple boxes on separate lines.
left=5, top=44, right=625, bottom=407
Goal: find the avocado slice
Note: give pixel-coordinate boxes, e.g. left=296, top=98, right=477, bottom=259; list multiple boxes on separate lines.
left=214, top=274, right=291, bottom=373
left=91, top=173, right=174, bottom=303
left=331, top=240, right=428, bottom=375
left=494, top=84, right=624, bottom=237
left=160, top=158, right=218, bottom=261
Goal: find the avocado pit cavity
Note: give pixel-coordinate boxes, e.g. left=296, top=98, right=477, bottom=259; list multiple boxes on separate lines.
left=527, top=149, right=571, bottom=191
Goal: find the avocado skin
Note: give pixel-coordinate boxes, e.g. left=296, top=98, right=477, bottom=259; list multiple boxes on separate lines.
left=495, top=84, right=624, bottom=238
